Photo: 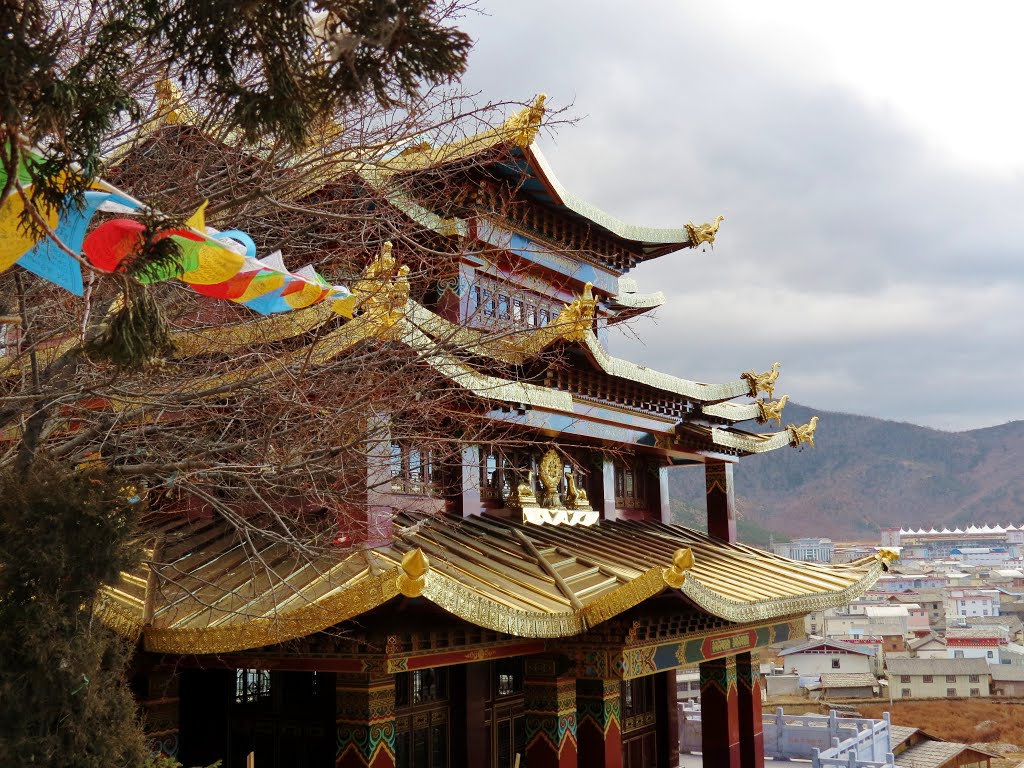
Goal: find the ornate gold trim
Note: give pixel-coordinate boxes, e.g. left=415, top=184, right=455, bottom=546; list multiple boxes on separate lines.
left=94, top=593, right=145, bottom=642
left=709, top=427, right=793, bottom=454
left=679, top=558, right=888, bottom=624
left=141, top=567, right=402, bottom=655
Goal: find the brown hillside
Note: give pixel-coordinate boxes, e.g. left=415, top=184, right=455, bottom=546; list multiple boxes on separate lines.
left=667, top=404, right=1024, bottom=540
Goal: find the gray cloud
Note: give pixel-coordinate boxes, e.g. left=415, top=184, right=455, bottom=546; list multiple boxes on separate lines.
left=456, top=3, right=1024, bottom=430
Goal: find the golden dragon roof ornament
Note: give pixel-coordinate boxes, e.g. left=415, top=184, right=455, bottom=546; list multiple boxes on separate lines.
left=551, top=282, right=597, bottom=343
left=787, top=416, right=819, bottom=448
left=503, top=93, right=547, bottom=149
left=756, top=395, right=790, bottom=426
left=742, top=362, right=781, bottom=399
left=685, top=215, right=724, bottom=248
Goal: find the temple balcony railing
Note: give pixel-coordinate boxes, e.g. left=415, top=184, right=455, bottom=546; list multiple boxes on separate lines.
left=679, top=706, right=895, bottom=768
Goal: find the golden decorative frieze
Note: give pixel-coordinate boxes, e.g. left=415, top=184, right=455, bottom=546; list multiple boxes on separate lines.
left=685, top=215, right=724, bottom=248
left=742, top=362, right=782, bottom=399
left=756, top=395, right=790, bottom=426
left=662, top=548, right=695, bottom=589
left=708, top=426, right=794, bottom=454
left=678, top=557, right=889, bottom=624
left=787, top=416, right=819, bottom=448
left=522, top=507, right=599, bottom=527
left=139, top=566, right=402, bottom=655
left=397, top=548, right=430, bottom=598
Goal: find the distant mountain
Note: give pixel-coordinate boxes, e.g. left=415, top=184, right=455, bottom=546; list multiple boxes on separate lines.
left=666, top=404, right=1024, bottom=541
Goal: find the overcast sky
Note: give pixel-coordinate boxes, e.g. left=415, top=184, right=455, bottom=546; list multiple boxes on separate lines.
left=456, top=2, right=1024, bottom=432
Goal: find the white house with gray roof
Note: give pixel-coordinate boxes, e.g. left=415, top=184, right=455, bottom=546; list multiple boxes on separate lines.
left=886, top=657, right=990, bottom=699
left=779, top=638, right=876, bottom=678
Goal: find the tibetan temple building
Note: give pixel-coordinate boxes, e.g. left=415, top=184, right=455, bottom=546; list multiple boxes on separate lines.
left=96, top=96, right=894, bottom=768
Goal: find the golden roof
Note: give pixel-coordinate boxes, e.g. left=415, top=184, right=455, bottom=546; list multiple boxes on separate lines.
left=96, top=511, right=888, bottom=655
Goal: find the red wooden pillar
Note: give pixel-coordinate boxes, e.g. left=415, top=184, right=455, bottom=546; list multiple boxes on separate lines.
left=524, top=658, right=578, bottom=768
left=336, top=673, right=396, bottom=768
left=705, top=460, right=737, bottom=543
left=737, top=652, right=765, bottom=768
left=576, top=679, right=622, bottom=768
left=699, top=656, right=740, bottom=767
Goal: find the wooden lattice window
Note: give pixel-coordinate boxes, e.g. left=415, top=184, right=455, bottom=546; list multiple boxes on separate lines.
left=614, top=461, right=647, bottom=510
left=390, top=442, right=439, bottom=495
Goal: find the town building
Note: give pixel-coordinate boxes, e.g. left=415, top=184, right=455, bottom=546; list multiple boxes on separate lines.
left=886, top=657, right=990, bottom=700
left=778, top=638, right=876, bottom=678
left=889, top=591, right=945, bottom=627
left=771, top=537, right=834, bottom=563
left=872, top=573, right=948, bottom=593
left=945, top=589, right=1001, bottom=619
left=824, top=605, right=909, bottom=641
left=991, top=665, right=1024, bottom=697
left=881, top=525, right=1024, bottom=559
left=945, top=627, right=1008, bottom=664
left=907, top=634, right=947, bottom=659
left=816, top=672, right=878, bottom=699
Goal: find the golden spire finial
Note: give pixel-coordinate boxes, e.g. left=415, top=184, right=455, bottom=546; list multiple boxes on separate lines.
left=155, top=79, right=186, bottom=125
left=663, top=548, right=695, bottom=589
left=504, top=93, right=547, bottom=148
left=685, top=215, right=725, bottom=249
left=397, top=548, right=430, bottom=597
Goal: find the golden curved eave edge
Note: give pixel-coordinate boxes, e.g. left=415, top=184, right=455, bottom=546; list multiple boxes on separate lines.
left=95, top=526, right=890, bottom=655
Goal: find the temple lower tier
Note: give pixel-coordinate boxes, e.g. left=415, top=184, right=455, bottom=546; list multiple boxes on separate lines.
left=148, top=650, right=769, bottom=768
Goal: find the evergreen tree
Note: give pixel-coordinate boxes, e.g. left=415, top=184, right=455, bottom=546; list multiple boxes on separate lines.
left=0, top=459, right=147, bottom=766
left=1, top=0, right=471, bottom=225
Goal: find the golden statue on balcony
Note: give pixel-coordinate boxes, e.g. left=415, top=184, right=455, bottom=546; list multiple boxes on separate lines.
left=564, top=469, right=591, bottom=511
